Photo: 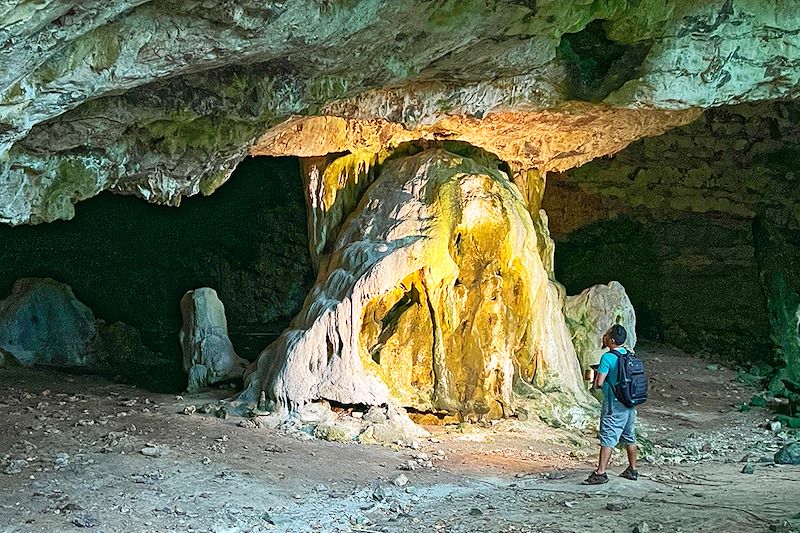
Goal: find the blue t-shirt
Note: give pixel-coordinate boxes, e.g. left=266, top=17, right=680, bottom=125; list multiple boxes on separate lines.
left=597, top=347, right=627, bottom=399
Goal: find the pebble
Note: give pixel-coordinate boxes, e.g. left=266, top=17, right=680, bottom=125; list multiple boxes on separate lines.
left=606, top=502, right=628, bottom=512
left=741, top=464, right=755, bottom=474
left=399, top=460, right=417, bottom=471
left=392, top=473, right=409, bottom=487
left=633, top=522, right=650, bottom=533
left=140, top=446, right=169, bottom=458
left=54, top=453, right=70, bottom=467
left=4, top=459, right=28, bottom=475
left=72, top=513, right=100, bottom=528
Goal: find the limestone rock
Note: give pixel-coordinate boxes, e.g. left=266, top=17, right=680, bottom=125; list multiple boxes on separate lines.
left=237, top=149, right=590, bottom=418
left=4, top=1, right=800, bottom=224
left=774, top=442, right=800, bottom=465
left=564, top=281, right=637, bottom=372
left=0, top=278, right=96, bottom=366
left=179, top=288, right=248, bottom=391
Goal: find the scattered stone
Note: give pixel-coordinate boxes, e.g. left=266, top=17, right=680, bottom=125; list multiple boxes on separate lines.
left=140, top=446, right=169, bottom=458
left=410, top=440, right=421, bottom=450
left=4, top=459, right=28, bottom=475
left=71, top=513, right=100, bottom=528
left=741, top=464, right=755, bottom=474
left=769, top=421, right=782, bottom=433
left=606, top=502, right=629, bottom=512
left=54, top=453, right=70, bottom=467
left=372, top=485, right=386, bottom=502
left=237, top=419, right=261, bottom=430
left=774, top=442, right=800, bottom=465
left=399, top=460, right=417, bottom=471
left=364, top=407, right=389, bottom=424
left=392, top=473, right=409, bottom=487
left=313, top=424, right=352, bottom=442
left=633, top=522, right=650, bottom=533
left=198, top=403, right=216, bottom=414
left=469, top=508, right=483, bottom=516
left=216, top=407, right=228, bottom=420
left=181, top=405, right=196, bottom=415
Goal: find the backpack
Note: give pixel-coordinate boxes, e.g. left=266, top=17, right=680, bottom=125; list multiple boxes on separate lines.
left=609, top=349, right=648, bottom=408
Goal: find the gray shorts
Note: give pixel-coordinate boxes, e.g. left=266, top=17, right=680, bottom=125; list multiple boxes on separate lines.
left=599, top=395, right=636, bottom=448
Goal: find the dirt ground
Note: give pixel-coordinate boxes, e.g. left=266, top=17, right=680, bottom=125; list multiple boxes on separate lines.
left=1, top=341, right=798, bottom=533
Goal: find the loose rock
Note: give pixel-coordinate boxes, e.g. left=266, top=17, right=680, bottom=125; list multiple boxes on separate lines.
left=774, top=442, right=800, bottom=465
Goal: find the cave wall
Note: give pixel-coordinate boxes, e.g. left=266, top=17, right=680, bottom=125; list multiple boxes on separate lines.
left=0, top=156, right=313, bottom=389
left=543, top=101, right=800, bottom=365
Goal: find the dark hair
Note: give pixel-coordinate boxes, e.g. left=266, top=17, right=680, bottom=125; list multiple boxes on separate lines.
left=608, top=324, right=627, bottom=345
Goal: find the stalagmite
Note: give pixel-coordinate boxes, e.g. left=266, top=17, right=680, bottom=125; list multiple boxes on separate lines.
left=238, top=148, right=592, bottom=423
left=180, top=287, right=249, bottom=391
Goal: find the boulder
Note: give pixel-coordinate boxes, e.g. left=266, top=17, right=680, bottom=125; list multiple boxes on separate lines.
left=774, top=442, right=800, bottom=465
left=0, top=278, right=96, bottom=366
left=564, top=281, right=637, bottom=372
left=179, top=288, right=248, bottom=391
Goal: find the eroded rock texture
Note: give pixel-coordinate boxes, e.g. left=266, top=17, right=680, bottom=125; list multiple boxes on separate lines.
left=0, top=278, right=96, bottom=366
left=180, top=288, right=249, bottom=391
left=565, top=281, right=636, bottom=373
left=3, top=1, right=800, bottom=224
left=239, top=149, right=589, bottom=419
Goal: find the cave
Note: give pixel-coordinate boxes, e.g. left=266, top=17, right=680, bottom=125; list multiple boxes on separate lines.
left=0, top=156, right=313, bottom=391
left=2, top=2, right=800, bottom=531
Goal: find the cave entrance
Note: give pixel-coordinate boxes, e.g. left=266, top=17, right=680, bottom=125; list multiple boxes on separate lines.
left=0, top=156, right=314, bottom=392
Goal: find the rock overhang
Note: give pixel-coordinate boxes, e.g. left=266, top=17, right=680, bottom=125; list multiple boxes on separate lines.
left=1, top=0, right=800, bottom=224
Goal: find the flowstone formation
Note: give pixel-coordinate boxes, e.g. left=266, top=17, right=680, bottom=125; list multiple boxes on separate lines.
left=238, top=149, right=591, bottom=422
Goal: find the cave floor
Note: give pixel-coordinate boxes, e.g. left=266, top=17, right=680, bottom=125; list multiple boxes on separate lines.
left=1, top=343, right=798, bottom=533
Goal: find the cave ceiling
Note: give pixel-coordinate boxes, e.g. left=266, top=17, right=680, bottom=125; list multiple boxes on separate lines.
left=1, top=0, right=799, bottom=224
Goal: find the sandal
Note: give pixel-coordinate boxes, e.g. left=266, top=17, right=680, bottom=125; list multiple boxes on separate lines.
left=582, top=471, right=609, bottom=485
left=620, top=466, right=639, bottom=481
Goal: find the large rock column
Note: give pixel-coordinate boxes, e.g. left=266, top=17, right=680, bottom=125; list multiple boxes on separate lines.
left=238, top=148, right=590, bottom=420
left=180, top=287, right=248, bottom=391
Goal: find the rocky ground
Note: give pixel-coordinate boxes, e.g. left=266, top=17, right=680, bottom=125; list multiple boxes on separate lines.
left=1, top=342, right=798, bottom=533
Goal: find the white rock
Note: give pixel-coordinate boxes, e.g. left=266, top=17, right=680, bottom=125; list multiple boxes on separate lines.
left=392, top=473, right=409, bottom=487
left=179, top=288, right=248, bottom=391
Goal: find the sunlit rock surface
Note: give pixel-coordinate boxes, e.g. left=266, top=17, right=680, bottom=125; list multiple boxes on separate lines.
left=564, top=281, right=637, bottom=372
left=0, top=278, right=96, bottom=366
left=238, top=149, right=589, bottom=419
left=3, top=1, right=800, bottom=224
left=180, top=288, right=248, bottom=391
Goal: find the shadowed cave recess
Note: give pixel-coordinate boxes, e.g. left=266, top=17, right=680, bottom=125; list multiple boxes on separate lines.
left=0, top=156, right=314, bottom=391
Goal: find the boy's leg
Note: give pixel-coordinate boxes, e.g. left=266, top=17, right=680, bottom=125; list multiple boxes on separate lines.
left=597, top=446, right=613, bottom=474
left=625, top=444, right=637, bottom=470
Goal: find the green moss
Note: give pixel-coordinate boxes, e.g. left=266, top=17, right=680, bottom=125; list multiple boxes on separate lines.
left=313, top=424, right=352, bottom=442
left=199, top=170, right=230, bottom=196
left=38, top=159, right=99, bottom=222
left=35, top=24, right=121, bottom=83
left=604, top=0, right=677, bottom=44
left=1, top=82, right=23, bottom=104
left=140, top=112, right=257, bottom=155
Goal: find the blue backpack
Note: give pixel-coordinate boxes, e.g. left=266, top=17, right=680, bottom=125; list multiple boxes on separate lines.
left=609, top=349, right=648, bottom=408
